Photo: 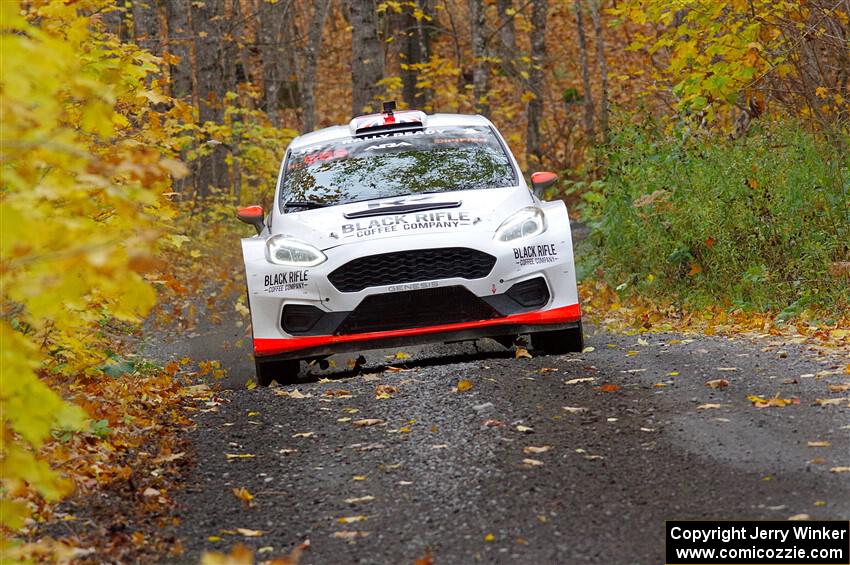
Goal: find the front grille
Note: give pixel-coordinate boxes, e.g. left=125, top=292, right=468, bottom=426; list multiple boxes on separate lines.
left=328, top=248, right=496, bottom=293
left=335, top=286, right=499, bottom=335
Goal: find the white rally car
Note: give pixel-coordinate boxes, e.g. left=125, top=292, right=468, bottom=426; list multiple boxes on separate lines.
left=238, top=103, right=583, bottom=385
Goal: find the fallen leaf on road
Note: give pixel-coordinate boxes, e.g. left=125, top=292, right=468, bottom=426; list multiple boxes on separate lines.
left=324, top=389, right=353, bottom=398
left=154, top=451, right=185, bottom=463
left=539, top=367, right=558, bottom=373
left=565, top=377, right=595, bottom=385
left=398, top=480, right=413, bottom=485
left=484, top=533, right=495, bottom=542
left=275, top=389, right=311, bottom=399
left=814, top=397, right=848, bottom=406
left=338, top=515, right=368, bottom=524
left=597, top=384, right=620, bottom=392
left=787, top=514, right=810, bottom=521
left=337, top=417, right=351, bottom=423
left=232, top=487, right=254, bottom=508
left=697, top=403, right=722, bottom=410
left=374, top=384, right=399, bottom=399
left=353, top=419, right=384, bottom=427
left=291, top=432, right=314, bottom=438
left=344, top=495, right=375, bottom=505
left=716, top=367, right=738, bottom=372
left=415, top=548, right=434, bottom=565
left=562, top=406, right=588, bottom=413
left=807, top=441, right=831, bottom=447
left=523, top=446, right=552, bottom=454
left=236, top=528, right=265, bottom=537
left=515, top=347, right=532, bottom=359
left=582, top=346, right=595, bottom=353
left=515, top=425, right=534, bottom=433
left=431, top=444, right=449, bottom=449
left=333, top=530, right=370, bottom=540
left=279, top=448, right=297, bottom=455
left=749, top=394, right=799, bottom=408
left=186, top=384, right=211, bottom=396
left=668, top=372, right=679, bottom=377
left=393, top=351, right=412, bottom=360
left=637, top=337, right=649, bottom=346
left=706, top=379, right=730, bottom=389
left=584, top=454, right=605, bottom=460
left=344, top=407, right=360, bottom=413
left=385, top=366, right=411, bottom=373
left=827, top=383, right=850, bottom=393
left=142, top=487, right=160, bottom=497
left=809, top=457, right=826, bottom=465
left=483, top=419, right=503, bottom=427
left=523, top=458, right=544, bottom=467
left=830, top=467, right=850, bottom=473
left=352, top=475, right=367, bottom=481
left=225, top=453, right=257, bottom=459
left=456, top=379, right=474, bottom=392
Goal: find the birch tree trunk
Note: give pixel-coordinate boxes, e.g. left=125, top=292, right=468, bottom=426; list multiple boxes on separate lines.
left=574, top=0, right=595, bottom=143
left=526, top=0, right=547, bottom=167
left=589, top=0, right=609, bottom=143
left=350, top=0, right=384, bottom=116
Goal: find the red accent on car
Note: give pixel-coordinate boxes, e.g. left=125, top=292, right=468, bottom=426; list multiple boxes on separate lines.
left=237, top=205, right=263, bottom=219
left=383, top=114, right=396, bottom=125
left=530, top=171, right=557, bottom=186
left=253, top=303, right=581, bottom=356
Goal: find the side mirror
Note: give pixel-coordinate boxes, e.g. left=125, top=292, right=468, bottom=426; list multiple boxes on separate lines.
left=530, top=171, right=558, bottom=198
left=237, top=205, right=265, bottom=235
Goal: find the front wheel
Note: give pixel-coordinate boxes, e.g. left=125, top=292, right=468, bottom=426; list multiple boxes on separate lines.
left=531, top=320, right=584, bottom=355
left=255, top=358, right=300, bottom=386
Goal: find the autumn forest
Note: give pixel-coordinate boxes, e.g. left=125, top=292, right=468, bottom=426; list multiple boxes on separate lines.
left=2, top=0, right=849, bottom=562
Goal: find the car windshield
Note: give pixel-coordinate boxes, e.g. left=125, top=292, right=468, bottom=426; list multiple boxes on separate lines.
left=280, top=125, right=516, bottom=207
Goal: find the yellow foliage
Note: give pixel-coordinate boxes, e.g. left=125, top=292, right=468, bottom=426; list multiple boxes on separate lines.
left=0, top=0, right=179, bottom=536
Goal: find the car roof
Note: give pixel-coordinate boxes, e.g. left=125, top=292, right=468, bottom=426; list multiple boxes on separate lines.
left=288, top=113, right=494, bottom=151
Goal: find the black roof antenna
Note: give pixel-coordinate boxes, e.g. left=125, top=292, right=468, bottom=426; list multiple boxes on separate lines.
left=382, top=100, right=396, bottom=116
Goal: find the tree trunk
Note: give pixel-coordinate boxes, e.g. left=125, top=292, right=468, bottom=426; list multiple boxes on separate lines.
left=350, top=0, right=384, bottom=116
left=589, top=0, right=609, bottom=143
left=401, top=0, right=434, bottom=109
left=131, top=0, right=160, bottom=53
left=165, top=0, right=193, bottom=100
left=191, top=0, right=228, bottom=197
left=526, top=0, right=547, bottom=168
left=469, top=0, right=490, bottom=116
left=574, top=0, right=595, bottom=143
left=259, top=1, right=297, bottom=126
left=300, top=0, right=332, bottom=132
left=496, top=0, right=518, bottom=77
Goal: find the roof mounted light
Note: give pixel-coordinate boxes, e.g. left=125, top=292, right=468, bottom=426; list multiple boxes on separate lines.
left=348, top=106, right=427, bottom=138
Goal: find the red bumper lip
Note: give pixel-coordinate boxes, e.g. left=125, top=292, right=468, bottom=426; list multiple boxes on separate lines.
left=254, top=303, right=581, bottom=357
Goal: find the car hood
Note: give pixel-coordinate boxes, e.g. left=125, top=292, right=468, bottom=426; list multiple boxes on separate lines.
left=272, top=187, right=533, bottom=250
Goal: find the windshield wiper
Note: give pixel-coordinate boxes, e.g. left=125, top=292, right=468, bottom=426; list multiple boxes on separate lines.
left=285, top=200, right=330, bottom=209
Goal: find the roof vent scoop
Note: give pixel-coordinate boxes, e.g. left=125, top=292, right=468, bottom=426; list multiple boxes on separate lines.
left=349, top=101, right=427, bottom=138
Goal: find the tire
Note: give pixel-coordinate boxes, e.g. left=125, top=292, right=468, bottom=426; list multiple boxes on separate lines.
left=531, top=320, right=584, bottom=354
left=255, top=358, right=300, bottom=386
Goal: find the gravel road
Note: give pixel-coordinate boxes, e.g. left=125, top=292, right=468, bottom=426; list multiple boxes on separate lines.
left=159, top=321, right=850, bottom=564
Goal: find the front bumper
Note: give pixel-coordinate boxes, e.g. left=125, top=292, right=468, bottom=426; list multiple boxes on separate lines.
left=242, top=201, right=580, bottom=360
left=254, top=303, right=581, bottom=360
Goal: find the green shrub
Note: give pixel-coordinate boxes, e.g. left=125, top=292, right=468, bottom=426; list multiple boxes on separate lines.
left=583, top=119, right=850, bottom=315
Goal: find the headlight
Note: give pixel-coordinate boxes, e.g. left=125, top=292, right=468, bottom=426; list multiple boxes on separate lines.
left=265, top=235, right=327, bottom=266
left=494, top=206, right=547, bottom=242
